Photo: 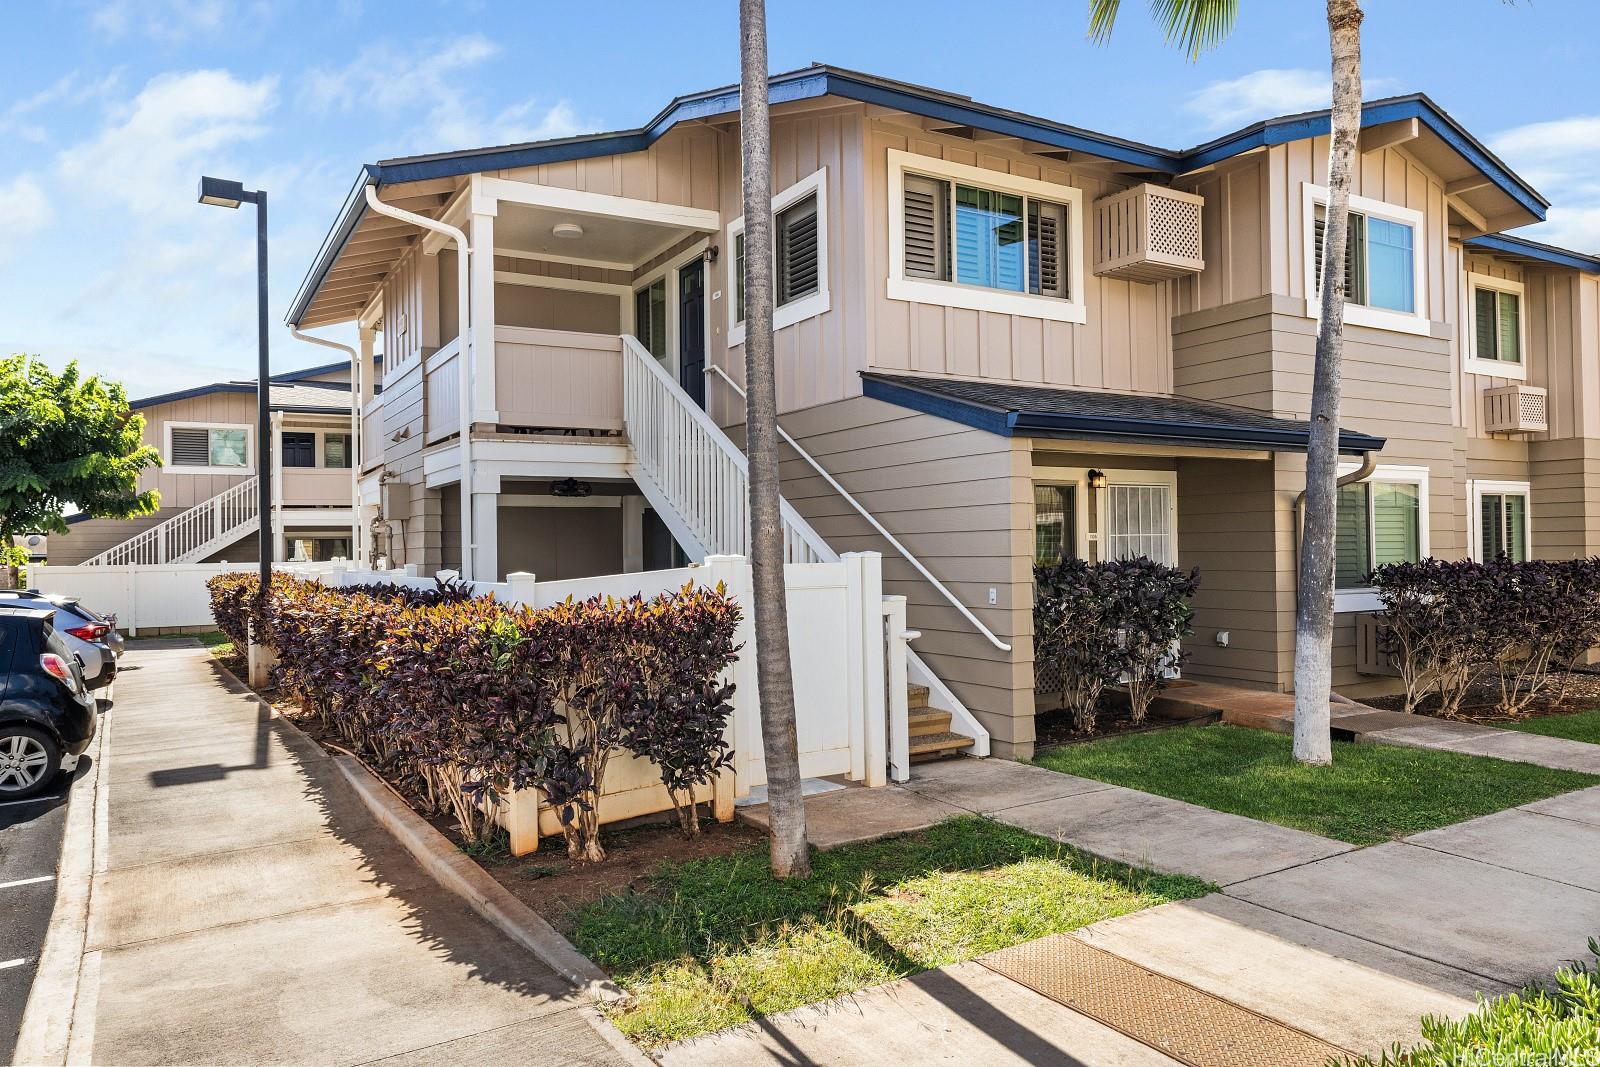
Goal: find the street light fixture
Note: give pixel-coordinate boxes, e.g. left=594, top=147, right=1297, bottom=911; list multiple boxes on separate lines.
left=197, top=175, right=271, bottom=602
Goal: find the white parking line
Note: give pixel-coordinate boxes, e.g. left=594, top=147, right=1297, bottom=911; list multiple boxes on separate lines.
left=0, top=795, right=63, bottom=808
left=0, top=875, right=54, bottom=891
left=0, top=958, right=29, bottom=971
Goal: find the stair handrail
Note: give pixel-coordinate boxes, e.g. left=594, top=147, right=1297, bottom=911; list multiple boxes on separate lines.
left=621, top=336, right=832, bottom=564
left=703, top=364, right=1011, bottom=653
left=83, top=476, right=260, bottom=566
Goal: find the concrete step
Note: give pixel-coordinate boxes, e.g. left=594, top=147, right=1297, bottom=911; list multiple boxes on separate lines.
left=908, top=708, right=953, bottom=737
left=907, top=684, right=930, bottom=710
left=910, top=730, right=976, bottom=761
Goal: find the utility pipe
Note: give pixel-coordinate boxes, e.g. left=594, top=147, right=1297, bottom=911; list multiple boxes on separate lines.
left=361, top=184, right=475, bottom=580
left=290, top=327, right=361, bottom=562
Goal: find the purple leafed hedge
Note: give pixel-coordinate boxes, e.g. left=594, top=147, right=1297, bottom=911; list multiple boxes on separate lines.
left=1371, top=556, right=1600, bottom=717
left=207, top=572, right=740, bottom=862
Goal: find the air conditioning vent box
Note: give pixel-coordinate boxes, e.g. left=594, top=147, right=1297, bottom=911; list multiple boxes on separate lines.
left=1093, top=183, right=1205, bottom=282
left=1483, top=385, right=1548, bottom=434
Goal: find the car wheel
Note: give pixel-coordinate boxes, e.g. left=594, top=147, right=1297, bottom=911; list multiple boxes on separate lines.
left=0, top=726, right=60, bottom=801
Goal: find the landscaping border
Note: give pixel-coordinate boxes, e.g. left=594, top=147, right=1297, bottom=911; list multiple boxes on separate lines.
left=208, top=650, right=629, bottom=1007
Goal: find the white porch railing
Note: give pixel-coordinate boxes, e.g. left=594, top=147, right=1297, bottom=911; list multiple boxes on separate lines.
left=84, top=477, right=261, bottom=566
left=619, top=335, right=990, bottom=758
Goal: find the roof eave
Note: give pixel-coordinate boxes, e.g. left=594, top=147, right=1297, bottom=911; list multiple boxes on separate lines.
left=1464, top=233, right=1600, bottom=274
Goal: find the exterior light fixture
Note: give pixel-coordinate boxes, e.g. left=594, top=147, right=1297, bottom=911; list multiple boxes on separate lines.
left=550, top=478, right=593, bottom=498
left=552, top=222, right=584, bottom=239
left=197, top=174, right=272, bottom=602
left=1087, top=469, right=1107, bottom=490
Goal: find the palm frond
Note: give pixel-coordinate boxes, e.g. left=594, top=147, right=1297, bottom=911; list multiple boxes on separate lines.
left=1152, top=0, right=1239, bottom=59
left=1090, top=0, right=1239, bottom=60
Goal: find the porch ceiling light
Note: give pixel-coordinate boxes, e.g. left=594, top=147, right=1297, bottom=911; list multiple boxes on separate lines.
left=1087, top=469, right=1108, bottom=490
left=552, top=221, right=584, bottom=239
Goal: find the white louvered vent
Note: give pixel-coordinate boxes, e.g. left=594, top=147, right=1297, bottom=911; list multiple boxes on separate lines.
left=1483, top=384, right=1548, bottom=434
left=1093, top=183, right=1205, bottom=283
left=902, top=174, right=949, bottom=280
left=170, top=427, right=210, bottom=466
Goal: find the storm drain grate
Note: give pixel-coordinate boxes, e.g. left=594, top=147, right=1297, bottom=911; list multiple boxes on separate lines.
left=979, top=934, right=1353, bottom=1067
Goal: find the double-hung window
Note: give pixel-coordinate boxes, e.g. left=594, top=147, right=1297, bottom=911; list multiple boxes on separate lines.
left=324, top=432, right=353, bottom=470
left=1471, top=481, right=1530, bottom=562
left=1333, top=466, right=1429, bottom=607
left=727, top=169, right=829, bottom=344
left=1305, top=184, right=1425, bottom=335
left=167, top=424, right=251, bottom=473
left=1466, top=275, right=1525, bottom=378
left=889, top=150, right=1084, bottom=323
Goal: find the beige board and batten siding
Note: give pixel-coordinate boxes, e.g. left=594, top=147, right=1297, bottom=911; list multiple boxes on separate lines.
left=865, top=119, right=1176, bottom=397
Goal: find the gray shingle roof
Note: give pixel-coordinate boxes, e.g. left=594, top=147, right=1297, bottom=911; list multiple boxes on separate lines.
left=132, top=379, right=350, bottom=414
left=860, top=373, right=1386, bottom=455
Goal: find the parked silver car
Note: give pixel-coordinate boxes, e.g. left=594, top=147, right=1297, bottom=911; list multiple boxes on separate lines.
left=0, top=593, right=117, bottom=692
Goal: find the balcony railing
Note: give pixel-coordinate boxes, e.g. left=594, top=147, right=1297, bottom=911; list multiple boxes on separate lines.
left=494, top=326, right=623, bottom=433
left=279, top=467, right=355, bottom=507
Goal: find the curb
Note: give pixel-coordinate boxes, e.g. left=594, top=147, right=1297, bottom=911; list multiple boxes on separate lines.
left=323, top=747, right=626, bottom=1003
left=209, top=656, right=627, bottom=1006
left=11, top=704, right=109, bottom=1067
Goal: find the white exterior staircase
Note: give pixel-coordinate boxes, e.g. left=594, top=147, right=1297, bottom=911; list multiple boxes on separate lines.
left=84, top=477, right=261, bottom=566
left=620, top=336, right=989, bottom=760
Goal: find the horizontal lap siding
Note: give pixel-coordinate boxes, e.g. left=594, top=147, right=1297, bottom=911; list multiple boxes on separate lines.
left=777, top=396, right=1036, bottom=756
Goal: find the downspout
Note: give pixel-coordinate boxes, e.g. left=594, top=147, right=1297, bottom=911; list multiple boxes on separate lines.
left=361, top=184, right=475, bottom=580
left=290, top=327, right=360, bottom=564
left=1293, top=448, right=1378, bottom=589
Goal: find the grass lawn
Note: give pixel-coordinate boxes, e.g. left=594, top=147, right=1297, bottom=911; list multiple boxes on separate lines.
left=569, top=815, right=1212, bottom=1048
left=1031, top=724, right=1600, bottom=846
left=1500, top=708, right=1600, bottom=745
left=194, top=630, right=234, bottom=657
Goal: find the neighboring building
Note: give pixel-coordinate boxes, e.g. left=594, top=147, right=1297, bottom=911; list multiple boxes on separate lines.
left=47, top=361, right=359, bottom=568
left=287, top=65, right=1600, bottom=758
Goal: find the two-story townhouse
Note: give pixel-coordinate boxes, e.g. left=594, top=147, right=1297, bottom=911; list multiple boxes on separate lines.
left=287, top=65, right=1600, bottom=759
left=48, top=360, right=361, bottom=568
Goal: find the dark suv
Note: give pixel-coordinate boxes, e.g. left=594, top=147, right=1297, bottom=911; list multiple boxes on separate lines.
left=0, top=608, right=97, bottom=799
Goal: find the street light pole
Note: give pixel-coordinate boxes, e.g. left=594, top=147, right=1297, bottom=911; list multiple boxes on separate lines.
left=198, top=176, right=272, bottom=601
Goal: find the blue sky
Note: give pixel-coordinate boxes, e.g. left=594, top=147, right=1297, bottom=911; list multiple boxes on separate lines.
left=3, top=0, right=1598, bottom=397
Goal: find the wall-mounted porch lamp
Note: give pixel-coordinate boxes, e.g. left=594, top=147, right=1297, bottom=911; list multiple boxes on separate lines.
left=1087, top=469, right=1108, bottom=490
left=197, top=175, right=271, bottom=601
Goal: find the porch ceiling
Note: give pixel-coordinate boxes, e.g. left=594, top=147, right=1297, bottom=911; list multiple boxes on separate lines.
left=496, top=201, right=702, bottom=268
left=860, top=373, right=1387, bottom=456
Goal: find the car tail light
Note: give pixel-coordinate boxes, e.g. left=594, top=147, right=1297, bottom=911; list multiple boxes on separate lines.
left=66, top=623, right=110, bottom=642
left=40, top=653, right=76, bottom=687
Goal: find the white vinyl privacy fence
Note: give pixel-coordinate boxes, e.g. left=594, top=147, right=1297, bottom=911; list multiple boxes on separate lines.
left=285, top=552, right=915, bottom=796
left=29, top=562, right=258, bottom=634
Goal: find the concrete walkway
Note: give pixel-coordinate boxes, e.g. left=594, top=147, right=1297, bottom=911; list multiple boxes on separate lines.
left=71, top=641, right=636, bottom=1066
left=708, top=758, right=1600, bottom=1065
left=1160, top=679, right=1600, bottom=774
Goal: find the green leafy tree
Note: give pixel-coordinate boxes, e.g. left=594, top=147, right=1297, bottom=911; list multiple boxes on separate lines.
left=0, top=355, right=160, bottom=545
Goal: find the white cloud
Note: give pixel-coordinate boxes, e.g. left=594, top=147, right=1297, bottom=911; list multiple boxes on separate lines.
left=1183, top=68, right=1400, bottom=134
left=1490, top=115, right=1600, bottom=252
left=57, top=69, right=277, bottom=219
left=0, top=70, right=123, bottom=144
left=300, top=35, right=598, bottom=152
left=0, top=175, right=52, bottom=261
left=90, top=0, right=230, bottom=43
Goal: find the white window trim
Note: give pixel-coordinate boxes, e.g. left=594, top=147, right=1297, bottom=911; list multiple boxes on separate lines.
left=1036, top=467, right=1177, bottom=564
left=1300, top=182, right=1429, bottom=337
left=628, top=237, right=710, bottom=380
left=1333, top=462, right=1431, bottom=613
left=727, top=167, right=831, bottom=348
left=1468, top=479, right=1532, bottom=562
left=1464, top=273, right=1529, bottom=380
left=163, top=421, right=255, bottom=475
left=886, top=149, right=1087, bottom=325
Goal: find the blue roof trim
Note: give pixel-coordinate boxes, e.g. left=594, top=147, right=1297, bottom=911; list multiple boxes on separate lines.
left=862, top=376, right=1387, bottom=455
left=1179, top=95, right=1547, bottom=218
left=1464, top=233, right=1600, bottom=273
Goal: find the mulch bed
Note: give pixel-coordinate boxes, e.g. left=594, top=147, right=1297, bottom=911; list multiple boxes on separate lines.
left=1361, top=669, right=1600, bottom=725
left=223, top=653, right=764, bottom=935
left=1033, top=703, right=1202, bottom=748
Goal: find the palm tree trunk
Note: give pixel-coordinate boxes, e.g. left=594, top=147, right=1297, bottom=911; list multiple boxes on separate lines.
left=738, top=0, right=810, bottom=879
left=1293, top=0, right=1364, bottom=765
